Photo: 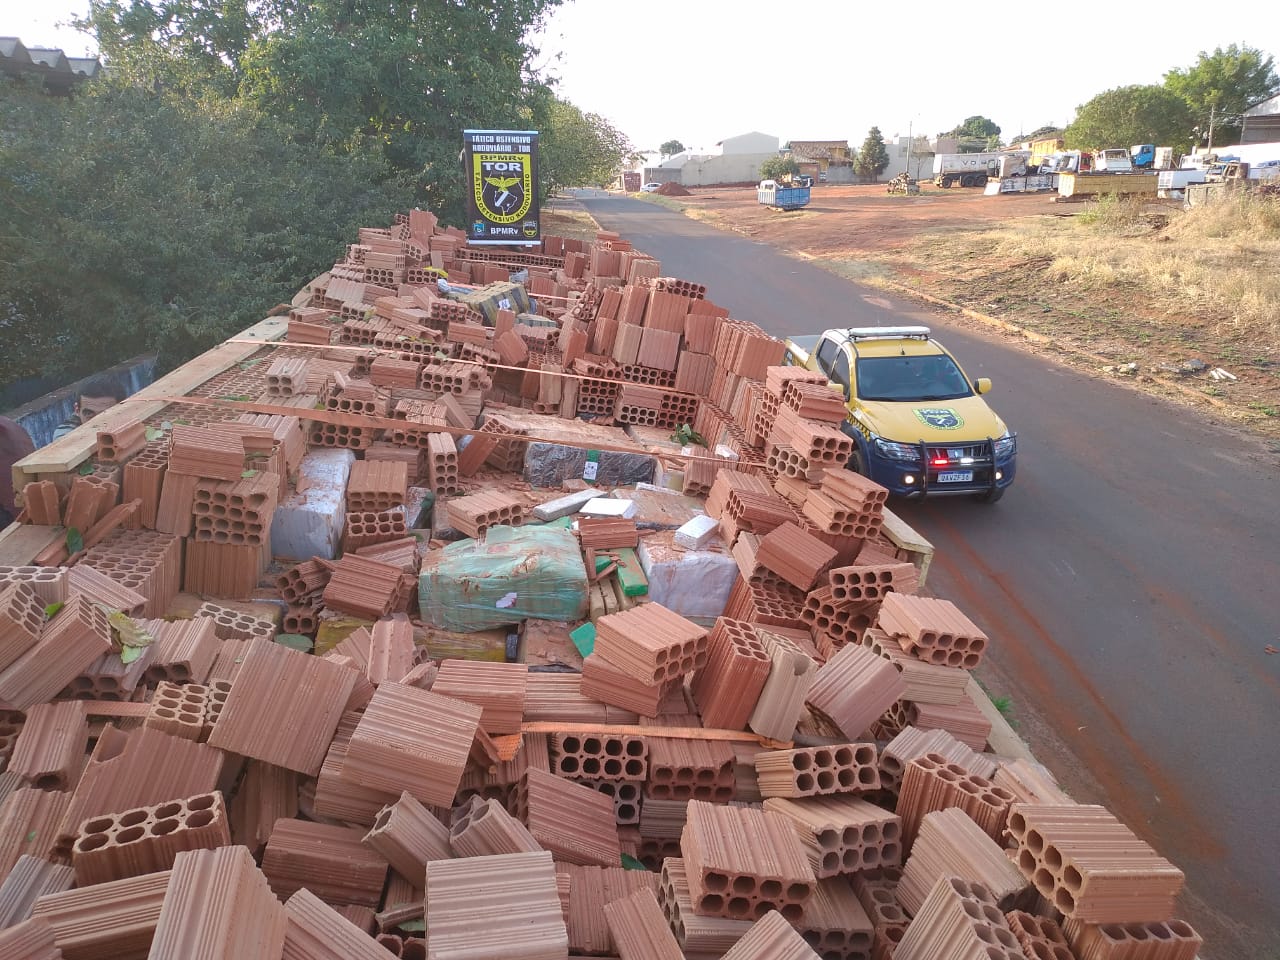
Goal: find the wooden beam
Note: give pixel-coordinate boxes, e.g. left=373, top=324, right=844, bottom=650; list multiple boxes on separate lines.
left=965, top=676, right=1035, bottom=762
left=879, top=506, right=934, bottom=587
left=0, top=522, right=64, bottom=566
left=11, top=315, right=288, bottom=492
left=521, top=721, right=792, bottom=751
left=292, top=271, right=329, bottom=308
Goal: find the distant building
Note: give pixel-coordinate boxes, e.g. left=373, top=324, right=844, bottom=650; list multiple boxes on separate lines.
left=0, top=37, right=103, bottom=95
left=786, top=140, right=855, bottom=183
left=643, top=132, right=781, bottom=187
left=1241, top=93, right=1280, bottom=145
left=880, top=135, right=936, bottom=182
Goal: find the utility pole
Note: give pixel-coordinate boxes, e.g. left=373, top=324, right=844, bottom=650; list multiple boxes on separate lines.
left=907, top=119, right=913, bottom=179
left=1207, top=103, right=1216, bottom=154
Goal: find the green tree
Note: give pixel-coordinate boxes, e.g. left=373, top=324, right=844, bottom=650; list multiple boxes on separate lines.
left=855, top=127, right=890, bottom=180
left=760, top=156, right=800, bottom=181
left=950, top=115, right=1001, bottom=139
left=947, top=116, right=1003, bottom=152
left=659, top=139, right=685, bottom=157
left=1026, top=124, right=1064, bottom=140
left=538, top=97, right=634, bottom=196
left=75, top=0, right=277, bottom=95
left=0, top=76, right=410, bottom=384
left=1165, top=44, right=1280, bottom=148
left=1065, top=85, right=1194, bottom=150
left=80, top=0, right=566, bottom=224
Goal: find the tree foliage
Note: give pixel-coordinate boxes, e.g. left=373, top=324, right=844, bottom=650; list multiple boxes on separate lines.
left=75, top=0, right=269, bottom=95
left=1065, top=85, right=1194, bottom=150
left=760, top=156, right=800, bottom=181
left=855, top=127, right=890, bottom=180
left=949, top=116, right=1003, bottom=152
left=0, top=77, right=411, bottom=384
left=950, top=115, right=1001, bottom=139
left=538, top=97, right=634, bottom=196
left=1026, top=124, right=1064, bottom=140
left=660, top=140, right=685, bottom=157
left=1164, top=44, right=1280, bottom=146
left=1, top=0, right=636, bottom=388
left=78, top=0, right=570, bottom=224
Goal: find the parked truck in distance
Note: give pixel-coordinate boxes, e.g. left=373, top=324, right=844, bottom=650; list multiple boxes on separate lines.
left=1030, top=137, right=1065, bottom=168
left=1127, top=145, right=1176, bottom=170
left=932, top=151, right=1031, bottom=188
left=1094, top=149, right=1134, bottom=173
left=1130, top=144, right=1155, bottom=169
left=1040, top=150, right=1093, bottom=174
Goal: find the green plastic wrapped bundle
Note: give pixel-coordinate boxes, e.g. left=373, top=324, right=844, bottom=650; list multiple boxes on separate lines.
left=457, top=281, right=531, bottom=324
left=418, top=525, right=589, bottom=632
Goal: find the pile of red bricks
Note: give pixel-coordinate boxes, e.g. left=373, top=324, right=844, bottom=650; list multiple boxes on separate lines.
left=0, top=209, right=1205, bottom=960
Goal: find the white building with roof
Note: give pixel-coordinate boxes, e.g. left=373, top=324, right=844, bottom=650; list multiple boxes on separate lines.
left=644, top=131, right=782, bottom=187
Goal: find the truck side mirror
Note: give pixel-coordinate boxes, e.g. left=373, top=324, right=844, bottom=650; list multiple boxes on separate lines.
left=974, top=377, right=992, bottom=394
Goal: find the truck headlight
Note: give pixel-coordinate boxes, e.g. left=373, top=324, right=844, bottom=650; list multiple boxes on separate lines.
left=993, top=432, right=1017, bottom=459
left=873, top=438, right=922, bottom=462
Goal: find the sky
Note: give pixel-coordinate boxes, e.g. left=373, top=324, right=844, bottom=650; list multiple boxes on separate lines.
left=5, top=0, right=1278, bottom=152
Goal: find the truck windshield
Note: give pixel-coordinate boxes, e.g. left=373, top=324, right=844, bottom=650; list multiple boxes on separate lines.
left=855, top=355, right=973, bottom=401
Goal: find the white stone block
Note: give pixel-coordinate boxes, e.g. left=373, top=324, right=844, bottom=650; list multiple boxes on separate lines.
left=270, top=449, right=355, bottom=561
left=638, top=530, right=736, bottom=620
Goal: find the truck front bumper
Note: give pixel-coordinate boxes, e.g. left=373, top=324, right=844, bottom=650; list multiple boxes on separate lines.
left=864, top=441, right=1017, bottom=499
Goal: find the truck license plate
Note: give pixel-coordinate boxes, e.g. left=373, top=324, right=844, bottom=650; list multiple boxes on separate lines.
left=937, top=471, right=973, bottom=483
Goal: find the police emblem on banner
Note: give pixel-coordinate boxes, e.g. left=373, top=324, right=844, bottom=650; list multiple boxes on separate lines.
left=462, top=130, right=541, bottom=246
left=473, top=154, right=531, bottom=223
left=913, top=407, right=965, bottom=430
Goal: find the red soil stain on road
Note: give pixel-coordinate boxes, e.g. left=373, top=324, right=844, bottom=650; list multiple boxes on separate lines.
left=931, top=518, right=1227, bottom=866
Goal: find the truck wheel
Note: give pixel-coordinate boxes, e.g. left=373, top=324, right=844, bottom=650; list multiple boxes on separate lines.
left=940, top=177, right=953, bottom=188
left=976, top=174, right=988, bottom=186
left=848, top=448, right=869, bottom=477
left=973, top=486, right=1005, bottom=504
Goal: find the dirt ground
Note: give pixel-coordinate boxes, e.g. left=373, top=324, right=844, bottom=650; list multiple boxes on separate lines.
left=682, top=182, right=1064, bottom=251
left=618, top=183, right=1280, bottom=450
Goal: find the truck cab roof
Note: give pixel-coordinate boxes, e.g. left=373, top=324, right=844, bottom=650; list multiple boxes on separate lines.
left=821, top=326, right=943, bottom=357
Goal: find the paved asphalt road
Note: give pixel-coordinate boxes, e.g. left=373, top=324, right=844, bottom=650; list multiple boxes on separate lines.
left=572, top=191, right=1280, bottom=957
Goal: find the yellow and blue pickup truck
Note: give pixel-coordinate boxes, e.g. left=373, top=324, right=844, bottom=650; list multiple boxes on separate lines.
left=784, top=326, right=1016, bottom=502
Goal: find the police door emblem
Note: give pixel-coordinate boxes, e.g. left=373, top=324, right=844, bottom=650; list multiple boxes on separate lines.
left=912, top=407, right=964, bottom=430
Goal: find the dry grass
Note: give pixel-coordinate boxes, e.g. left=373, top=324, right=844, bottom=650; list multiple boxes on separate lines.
left=850, top=192, right=1280, bottom=350
left=540, top=202, right=600, bottom=242
left=808, top=191, right=1280, bottom=440
left=1048, top=194, right=1280, bottom=342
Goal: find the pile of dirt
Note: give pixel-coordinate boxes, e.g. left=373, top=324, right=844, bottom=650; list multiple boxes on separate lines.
left=655, top=182, right=691, bottom=196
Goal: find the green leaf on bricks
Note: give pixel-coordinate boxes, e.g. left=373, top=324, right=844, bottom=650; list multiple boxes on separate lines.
left=66, top=528, right=84, bottom=553
left=44, top=601, right=65, bottom=618
left=620, top=854, right=647, bottom=871
left=275, top=634, right=314, bottom=653
left=104, top=609, right=155, bottom=663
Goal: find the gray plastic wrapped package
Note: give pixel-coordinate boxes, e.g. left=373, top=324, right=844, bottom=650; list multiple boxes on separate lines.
left=522, top=442, right=656, bottom=488
left=418, top=525, right=589, bottom=632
